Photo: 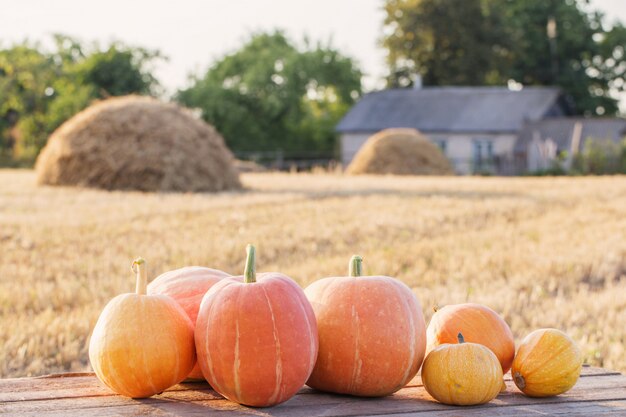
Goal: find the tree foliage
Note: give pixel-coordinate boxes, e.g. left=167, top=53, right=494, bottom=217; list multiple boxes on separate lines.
left=0, top=35, right=162, bottom=164
left=177, top=31, right=362, bottom=157
left=384, top=0, right=507, bottom=86
left=383, top=0, right=625, bottom=115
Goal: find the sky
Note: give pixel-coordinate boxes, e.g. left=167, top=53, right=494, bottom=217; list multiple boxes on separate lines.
left=1, top=0, right=625, bottom=98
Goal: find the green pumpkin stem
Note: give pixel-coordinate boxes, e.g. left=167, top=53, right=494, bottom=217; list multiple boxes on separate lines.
left=457, top=332, right=465, bottom=344
left=244, top=244, right=257, bottom=284
left=349, top=255, right=363, bottom=277
left=132, top=258, right=148, bottom=295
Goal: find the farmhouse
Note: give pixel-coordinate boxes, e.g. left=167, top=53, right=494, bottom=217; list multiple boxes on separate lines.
left=337, top=86, right=573, bottom=174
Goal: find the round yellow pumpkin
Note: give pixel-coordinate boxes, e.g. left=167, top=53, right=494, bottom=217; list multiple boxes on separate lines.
left=89, top=258, right=195, bottom=398
left=427, top=303, right=515, bottom=373
left=422, top=333, right=503, bottom=406
left=512, top=328, right=582, bottom=397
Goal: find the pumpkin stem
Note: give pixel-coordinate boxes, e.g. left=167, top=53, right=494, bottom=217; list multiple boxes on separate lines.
left=244, top=244, right=256, bottom=284
left=513, top=372, right=526, bottom=390
left=132, top=258, right=148, bottom=295
left=457, top=332, right=465, bottom=344
left=349, top=255, right=363, bottom=277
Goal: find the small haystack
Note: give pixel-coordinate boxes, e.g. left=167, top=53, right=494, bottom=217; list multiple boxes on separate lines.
left=35, top=96, right=241, bottom=192
left=346, top=128, right=454, bottom=175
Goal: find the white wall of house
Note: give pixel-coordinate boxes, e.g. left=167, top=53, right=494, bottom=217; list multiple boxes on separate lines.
left=341, top=131, right=517, bottom=174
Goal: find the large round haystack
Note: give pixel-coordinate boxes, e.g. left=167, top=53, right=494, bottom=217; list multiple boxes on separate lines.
left=346, top=128, right=454, bottom=176
left=35, top=96, right=241, bottom=192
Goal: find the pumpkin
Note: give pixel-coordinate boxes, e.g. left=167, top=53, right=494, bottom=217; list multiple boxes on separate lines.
left=422, top=333, right=503, bottom=405
left=89, top=258, right=195, bottom=398
left=512, top=328, right=583, bottom=397
left=148, top=266, right=229, bottom=380
left=304, top=255, right=427, bottom=397
left=427, top=303, right=515, bottom=373
left=195, top=245, right=318, bottom=407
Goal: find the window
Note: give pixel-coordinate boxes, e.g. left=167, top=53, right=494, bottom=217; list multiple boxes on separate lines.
left=433, top=139, right=447, bottom=155
left=472, top=139, right=494, bottom=172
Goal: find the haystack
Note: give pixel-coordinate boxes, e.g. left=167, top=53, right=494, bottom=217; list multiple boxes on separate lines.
left=35, top=96, right=241, bottom=192
left=345, top=128, right=454, bottom=175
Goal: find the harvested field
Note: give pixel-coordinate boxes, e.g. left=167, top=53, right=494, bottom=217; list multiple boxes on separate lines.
left=0, top=169, right=625, bottom=377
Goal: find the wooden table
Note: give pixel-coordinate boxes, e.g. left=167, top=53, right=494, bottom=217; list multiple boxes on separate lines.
left=1, top=365, right=625, bottom=416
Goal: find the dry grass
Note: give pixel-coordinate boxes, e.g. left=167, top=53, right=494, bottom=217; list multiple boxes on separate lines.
left=1, top=169, right=625, bottom=378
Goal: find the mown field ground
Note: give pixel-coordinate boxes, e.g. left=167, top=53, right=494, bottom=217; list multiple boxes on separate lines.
left=1, top=169, right=625, bottom=378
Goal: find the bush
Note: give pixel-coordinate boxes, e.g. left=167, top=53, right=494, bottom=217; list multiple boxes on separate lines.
left=572, top=137, right=626, bottom=175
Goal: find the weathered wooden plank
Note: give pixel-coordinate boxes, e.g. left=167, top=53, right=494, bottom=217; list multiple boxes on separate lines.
left=0, top=377, right=216, bottom=403
left=371, top=400, right=626, bottom=417
left=0, top=366, right=616, bottom=403
left=2, top=373, right=625, bottom=417
left=5, top=393, right=626, bottom=417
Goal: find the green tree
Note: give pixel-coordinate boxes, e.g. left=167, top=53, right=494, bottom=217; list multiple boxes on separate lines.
left=383, top=0, right=508, bottom=87
left=176, top=31, right=362, bottom=157
left=0, top=36, right=162, bottom=164
left=75, top=45, right=162, bottom=97
left=500, top=0, right=617, bottom=115
left=0, top=44, right=63, bottom=163
left=383, top=0, right=624, bottom=115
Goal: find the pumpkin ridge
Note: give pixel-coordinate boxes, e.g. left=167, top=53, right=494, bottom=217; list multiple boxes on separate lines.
left=202, top=285, right=227, bottom=395
left=123, top=300, right=145, bottom=396
left=232, top=289, right=243, bottom=403
left=169, top=303, right=183, bottom=389
left=521, top=333, right=570, bottom=378
left=260, top=284, right=284, bottom=405
left=444, top=349, right=455, bottom=401
left=350, top=278, right=362, bottom=392
left=140, top=299, right=158, bottom=396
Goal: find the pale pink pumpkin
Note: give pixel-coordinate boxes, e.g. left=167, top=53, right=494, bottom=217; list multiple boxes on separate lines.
left=148, top=266, right=229, bottom=380
left=304, top=255, right=427, bottom=397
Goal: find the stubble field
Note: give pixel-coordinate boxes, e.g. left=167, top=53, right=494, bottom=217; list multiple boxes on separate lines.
left=1, top=169, right=625, bottom=378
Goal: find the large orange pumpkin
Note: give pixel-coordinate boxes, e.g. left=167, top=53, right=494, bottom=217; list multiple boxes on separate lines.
left=422, top=333, right=503, bottom=405
left=195, top=245, right=318, bottom=407
left=304, top=255, right=426, bottom=397
left=148, top=266, right=229, bottom=379
left=427, top=303, right=515, bottom=373
left=512, top=328, right=583, bottom=397
left=89, top=258, right=195, bottom=398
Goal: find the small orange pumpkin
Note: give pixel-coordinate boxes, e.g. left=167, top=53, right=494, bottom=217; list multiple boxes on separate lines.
left=304, top=255, right=427, bottom=397
left=89, top=258, right=195, bottom=398
left=512, top=328, right=583, bottom=397
left=422, top=333, right=503, bottom=406
left=427, top=303, right=515, bottom=373
left=195, top=245, right=318, bottom=407
left=148, top=266, right=229, bottom=380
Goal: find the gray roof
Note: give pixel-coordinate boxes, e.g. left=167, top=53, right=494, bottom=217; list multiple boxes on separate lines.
left=515, top=117, right=626, bottom=153
left=336, top=87, right=566, bottom=134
